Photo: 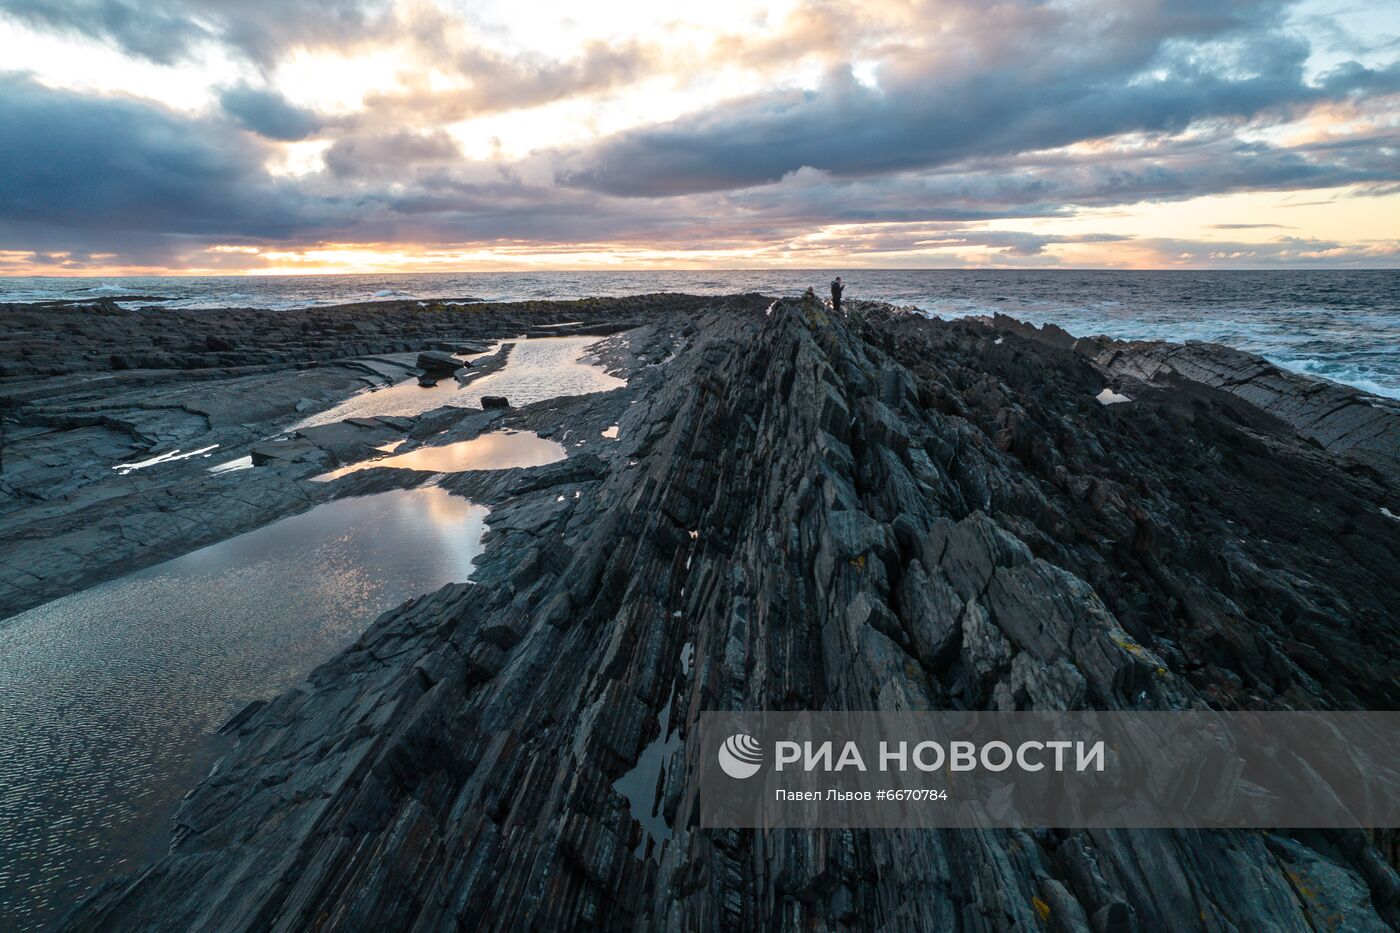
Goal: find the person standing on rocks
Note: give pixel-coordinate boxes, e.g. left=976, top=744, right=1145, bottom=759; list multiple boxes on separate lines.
left=830, top=276, right=845, bottom=314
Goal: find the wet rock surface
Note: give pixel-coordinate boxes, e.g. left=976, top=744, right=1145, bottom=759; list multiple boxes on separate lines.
left=0, top=297, right=675, bottom=620
left=416, top=351, right=464, bottom=376
left=3, top=295, right=1397, bottom=930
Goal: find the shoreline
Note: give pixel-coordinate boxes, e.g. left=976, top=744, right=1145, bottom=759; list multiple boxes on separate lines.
left=7, top=275, right=1399, bottom=402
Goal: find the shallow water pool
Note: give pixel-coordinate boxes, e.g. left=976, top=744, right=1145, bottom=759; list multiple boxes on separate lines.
left=0, top=487, right=488, bottom=931
left=293, top=335, right=626, bottom=429
left=315, top=430, right=567, bottom=481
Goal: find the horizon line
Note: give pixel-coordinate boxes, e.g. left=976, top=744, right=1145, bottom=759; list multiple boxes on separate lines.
left=3, top=267, right=1399, bottom=279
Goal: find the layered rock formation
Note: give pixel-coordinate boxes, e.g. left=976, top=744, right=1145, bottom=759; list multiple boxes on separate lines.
left=0, top=297, right=698, bottom=619
left=986, top=313, right=1400, bottom=483
left=37, top=295, right=1399, bottom=931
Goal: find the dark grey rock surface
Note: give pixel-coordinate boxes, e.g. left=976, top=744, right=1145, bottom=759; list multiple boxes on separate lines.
left=0, top=297, right=674, bottom=620
left=4, top=295, right=1397, bottom=931
left=986, top=313, right=1400, bottom=484
left=416, top=351, right=463, bottom=375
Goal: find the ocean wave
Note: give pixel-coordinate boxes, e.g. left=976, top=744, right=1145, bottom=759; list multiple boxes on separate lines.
left=1269, top=358, right=1400, bottom=400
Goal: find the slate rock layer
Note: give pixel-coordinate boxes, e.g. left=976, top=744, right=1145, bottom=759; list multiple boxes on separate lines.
left=44, top=296, right=1400, bottom=931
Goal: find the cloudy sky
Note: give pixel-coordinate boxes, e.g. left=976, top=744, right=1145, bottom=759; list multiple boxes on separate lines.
left=1, top=0, right=1397, bottom=274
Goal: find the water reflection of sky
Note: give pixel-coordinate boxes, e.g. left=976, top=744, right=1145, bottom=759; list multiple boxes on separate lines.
left=316, top=430, right=565, bottom=481
left=0, top=487, right=487, bottom=932
left=294, top=335, right=626, bottom=429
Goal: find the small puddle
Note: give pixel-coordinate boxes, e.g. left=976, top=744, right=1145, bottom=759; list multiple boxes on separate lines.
left=0, top=487, right=488, bottom=931
left=293, top=336, right=625, bottom=429
left=1096, top=388, right=1132, bottom=405
left=113, top=444, right=220, bottom=475
left=612, top=695, right=680, bottom=860
left=207, top=455, right=253, bottom=475
left=315, top=431, right=566, bottom=481
left=612, top=640, right=694, bottom=861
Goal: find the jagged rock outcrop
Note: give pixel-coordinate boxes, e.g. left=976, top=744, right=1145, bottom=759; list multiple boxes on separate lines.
left=52, top=296, right=1400, bottom=931
left=986, top=313, right=1400, bottom=483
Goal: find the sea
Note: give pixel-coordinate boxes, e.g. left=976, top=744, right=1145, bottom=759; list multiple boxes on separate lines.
left=3, top=270, right=1397, bottom=399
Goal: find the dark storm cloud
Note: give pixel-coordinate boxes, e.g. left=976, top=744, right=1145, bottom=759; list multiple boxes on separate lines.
left=0, top=74, right=320, bottom=242
left=219, top=85, right=328, bottom=142
left=0, top=0, right=200, bottom=64
left=558, top=1, right=1400, bottom=197
left=0, top=0, right=391, bottom=65
left=0, top=71, right=668, bottom=262
left=704, top=126, right=1397, bottom=230
left=562, top=63, right=1396, bottom=197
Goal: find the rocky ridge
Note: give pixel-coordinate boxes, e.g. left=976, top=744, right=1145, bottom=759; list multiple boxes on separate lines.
left=43, top=295, right=1400, bottom=931
left=985, top=313, right=1400, bottom=483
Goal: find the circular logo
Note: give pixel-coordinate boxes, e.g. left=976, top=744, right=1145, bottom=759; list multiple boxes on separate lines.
left=718, top=733, right=763, bottom=779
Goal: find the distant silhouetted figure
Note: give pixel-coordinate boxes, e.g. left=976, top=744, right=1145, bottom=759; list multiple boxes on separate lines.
left=830, top=276, right=844, bottom=314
